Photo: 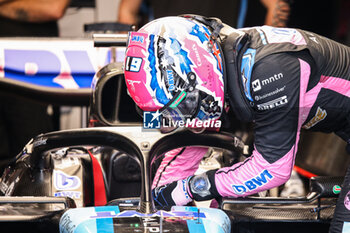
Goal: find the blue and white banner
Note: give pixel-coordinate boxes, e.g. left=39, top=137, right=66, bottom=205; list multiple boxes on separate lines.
left=0, top=38, right=126, bottom=88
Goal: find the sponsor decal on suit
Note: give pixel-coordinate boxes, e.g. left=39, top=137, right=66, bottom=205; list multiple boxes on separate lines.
left=232, top=170, right=273, bottom=195
left=302, top=107, right=327, bottom=129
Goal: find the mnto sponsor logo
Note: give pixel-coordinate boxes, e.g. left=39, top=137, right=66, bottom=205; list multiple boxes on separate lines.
left=252, top=73, right=284, bottom=92
left=252, top=79, right=261, bottom=92
left=262, top=73, right=284, bottom=85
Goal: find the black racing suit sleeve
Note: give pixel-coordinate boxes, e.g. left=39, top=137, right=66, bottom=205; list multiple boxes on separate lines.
left=251, top=52, right=301, bottom=164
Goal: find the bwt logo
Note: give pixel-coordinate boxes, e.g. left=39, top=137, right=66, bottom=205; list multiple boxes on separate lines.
left=232, top=169, right=273, bottom=195
left=131, top=35, right=144, bottom=43
left=54, top=170, right=81, bottom=190
left=143, top=111, right=161, bottom=129
left=54, top=191, right=81, bottom=199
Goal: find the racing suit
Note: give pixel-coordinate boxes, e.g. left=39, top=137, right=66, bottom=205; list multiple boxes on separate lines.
left=152, top=26, right=350, bottom=232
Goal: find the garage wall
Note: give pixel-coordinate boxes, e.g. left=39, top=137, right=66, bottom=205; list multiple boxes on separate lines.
left=57, top=0, right=122, bottom=129
left=58, top=0, right=121, bottom=38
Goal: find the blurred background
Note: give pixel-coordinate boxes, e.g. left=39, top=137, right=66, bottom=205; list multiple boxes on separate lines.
left=59, top=0, right=347, bottom=41
left=58, top=0, right=118, bottom=37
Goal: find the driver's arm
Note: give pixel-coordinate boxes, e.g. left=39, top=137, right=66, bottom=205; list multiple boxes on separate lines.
left=261, top=0, right=290, bottom=27
left=0, top=0, right=70, bottom=22
left=153, top=51, right=310, bottom=206
left=212, top=52, right=302, bottom=198
left=117, top=0, right=142, bottom=25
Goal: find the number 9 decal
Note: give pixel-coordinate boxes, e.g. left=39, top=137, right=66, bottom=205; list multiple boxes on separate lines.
left=125, top=56, right=143, bottom=72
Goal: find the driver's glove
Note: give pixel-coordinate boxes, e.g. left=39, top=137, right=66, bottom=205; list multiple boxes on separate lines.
left=152, top=170, right=219, bottom=207
left=152, top=178, right=193, bottom=207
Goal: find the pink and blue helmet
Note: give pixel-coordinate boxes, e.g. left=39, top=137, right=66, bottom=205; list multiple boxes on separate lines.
left=124, top=16, right=225, bottom=124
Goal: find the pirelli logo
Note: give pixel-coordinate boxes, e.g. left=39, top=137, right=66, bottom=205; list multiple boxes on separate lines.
left=257, top=96, right=288, bottom=110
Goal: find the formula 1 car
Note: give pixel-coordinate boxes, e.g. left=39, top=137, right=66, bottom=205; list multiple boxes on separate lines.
left=0, top=35, right=343, bottom=233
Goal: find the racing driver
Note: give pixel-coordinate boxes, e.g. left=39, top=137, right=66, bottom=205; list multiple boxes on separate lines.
left=123, top=15, right=350, bottom=232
